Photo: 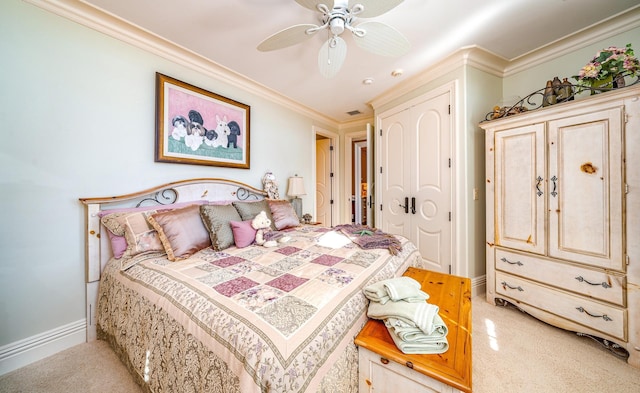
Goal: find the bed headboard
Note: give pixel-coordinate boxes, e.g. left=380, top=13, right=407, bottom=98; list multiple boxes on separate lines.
left=79, top=178, right=267, bottom=341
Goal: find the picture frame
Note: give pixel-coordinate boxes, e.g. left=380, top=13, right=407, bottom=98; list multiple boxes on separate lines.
left=155, top=72, right=250, bottom=169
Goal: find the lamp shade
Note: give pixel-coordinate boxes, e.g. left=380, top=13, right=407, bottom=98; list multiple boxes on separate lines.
left=287, top=176, right=306, bottom=197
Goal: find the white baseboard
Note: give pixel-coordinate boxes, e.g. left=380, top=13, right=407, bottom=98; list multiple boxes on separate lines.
left=471, top=274, right=486, bottom=298
left=0, top=319, right=86, bottom=376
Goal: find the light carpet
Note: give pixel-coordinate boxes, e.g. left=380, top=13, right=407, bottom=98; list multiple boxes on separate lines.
left=1, top=296, right=639, bottom=393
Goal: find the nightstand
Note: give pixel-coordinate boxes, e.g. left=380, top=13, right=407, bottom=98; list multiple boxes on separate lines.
left=355, top=267, right=472, bottom=393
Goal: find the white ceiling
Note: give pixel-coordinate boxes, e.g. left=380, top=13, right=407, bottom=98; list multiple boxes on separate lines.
left=80, top=0, right=640, bottom=123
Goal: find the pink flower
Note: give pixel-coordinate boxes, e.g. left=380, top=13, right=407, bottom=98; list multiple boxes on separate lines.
left=574, top=43, right=638, bottom=87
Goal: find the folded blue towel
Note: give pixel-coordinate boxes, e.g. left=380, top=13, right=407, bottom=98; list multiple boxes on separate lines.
left=363, top=277, right=429, bottom=304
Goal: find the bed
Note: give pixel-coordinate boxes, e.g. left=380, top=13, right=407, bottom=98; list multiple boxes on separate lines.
left=80, top=178, right=426, bottom=392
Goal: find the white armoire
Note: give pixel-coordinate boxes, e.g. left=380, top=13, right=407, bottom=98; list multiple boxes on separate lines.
left=482, top=84, right=640, bottom=368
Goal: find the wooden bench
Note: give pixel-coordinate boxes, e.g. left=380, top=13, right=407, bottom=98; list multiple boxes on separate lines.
left=355, top=267, right=472, bottom=392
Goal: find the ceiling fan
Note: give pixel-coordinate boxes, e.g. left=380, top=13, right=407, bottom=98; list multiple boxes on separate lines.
left=257, top=0, right=410, bottom=78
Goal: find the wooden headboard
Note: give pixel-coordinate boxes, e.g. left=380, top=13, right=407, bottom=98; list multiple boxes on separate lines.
left=79, top=178, right=267, bottom=341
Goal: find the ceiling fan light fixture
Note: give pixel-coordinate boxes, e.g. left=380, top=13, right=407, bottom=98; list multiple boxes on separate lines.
left=329, top=17, right=345, bottom=35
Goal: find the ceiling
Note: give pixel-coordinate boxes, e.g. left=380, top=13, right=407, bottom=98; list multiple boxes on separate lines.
left=79, top=0, right=640, bottom=123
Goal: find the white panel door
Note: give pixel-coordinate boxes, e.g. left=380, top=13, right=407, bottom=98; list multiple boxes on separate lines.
left=493, top=124, right=546, bottom=255
left=379, top=108, right=412, bottom=239
left=379, top=90, right=452, bottom=274
left=316, top=138, right=332, bottom=226
left=410, top=93, right=452, bottom=273
left=548, top=108, right=623, bottom=270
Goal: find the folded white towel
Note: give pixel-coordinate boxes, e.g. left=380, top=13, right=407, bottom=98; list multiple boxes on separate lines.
left=367, top=300, right=441, bottom=335
left=363, top=277, right=429, bottom=304
left=386, top=324, right=449, bottom=354
left=385, top=314, right=448, bottom=342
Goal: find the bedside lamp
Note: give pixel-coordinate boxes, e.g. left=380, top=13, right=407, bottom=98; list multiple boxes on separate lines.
left=287, top=175, right=306, bottom=219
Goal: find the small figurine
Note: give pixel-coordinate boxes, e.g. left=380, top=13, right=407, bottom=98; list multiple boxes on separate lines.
left=262, top=171, right=280, bottom=199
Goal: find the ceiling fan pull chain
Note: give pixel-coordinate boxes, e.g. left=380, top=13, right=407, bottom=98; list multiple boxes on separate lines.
left=326, top=30, right=331, bottom=65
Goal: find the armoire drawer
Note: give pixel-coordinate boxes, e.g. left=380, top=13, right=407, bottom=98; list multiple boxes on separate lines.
left=495, top=271, right=627, bottom=341
left=495, top=248, right=625, bottom=306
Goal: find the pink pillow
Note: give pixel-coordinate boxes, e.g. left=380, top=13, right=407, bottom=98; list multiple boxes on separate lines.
left=148, top=204, right=211, bottom=261
left=230, top=220, right=257, bottom=248
left=104, top=231, right=128, bottom=259
left=267, top=200, right=301, bottom=230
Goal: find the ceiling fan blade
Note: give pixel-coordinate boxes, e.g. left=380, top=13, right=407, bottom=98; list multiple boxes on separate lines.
left=351, top=21, right=410, bottom=57
left=295, top=0, right=331, bottom=12
left=257, top=24, right=319, bottom=51
left=350, top=0, right=404, bottom=18
left=318, top=36, right=347, bottom=78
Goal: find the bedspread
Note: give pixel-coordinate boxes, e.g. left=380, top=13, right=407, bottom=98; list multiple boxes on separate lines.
left=97, top=225, right=423, bottom=392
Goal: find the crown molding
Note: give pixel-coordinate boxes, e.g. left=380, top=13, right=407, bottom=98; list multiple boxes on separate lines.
left=368, top=6, right=640, bottom=111
left=337, top=116, right=374, bottom=131
left=369, top=45, right=508, bottom=111
left=24, top=0, right=640, bottom=127
left=25, top=0, right=340, bottom=128
left=505, top=5, right=640, bottom=76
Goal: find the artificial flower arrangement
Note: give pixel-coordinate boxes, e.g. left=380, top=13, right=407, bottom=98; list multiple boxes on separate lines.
left=574, top=43, right=639, bottom=91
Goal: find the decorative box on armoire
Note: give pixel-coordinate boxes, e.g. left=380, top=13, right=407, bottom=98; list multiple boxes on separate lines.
left=481, top=84, right=640, bottom=368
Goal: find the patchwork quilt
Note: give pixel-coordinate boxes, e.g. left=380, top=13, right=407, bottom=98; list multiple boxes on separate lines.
left=97, top=225, right=423, bottom=393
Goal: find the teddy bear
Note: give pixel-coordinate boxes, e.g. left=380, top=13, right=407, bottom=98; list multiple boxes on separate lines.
left=251, top=211, right=290, bottom=247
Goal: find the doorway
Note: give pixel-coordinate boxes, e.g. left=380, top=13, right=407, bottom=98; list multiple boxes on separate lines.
left=353, top=140, right=367, bottom=224
left=314, top=127, right=339, bottom=227
left=345, top=124, right=373, bottom=226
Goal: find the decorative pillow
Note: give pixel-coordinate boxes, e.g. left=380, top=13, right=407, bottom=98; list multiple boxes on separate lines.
left=120, top=209, right=165, bottom=258
left=148, top=204, right=211, bottom=261
left=232, top=200, right=276, bottom=230
left=99, top=201, right=206, bottom=258
left=200, top=204, right=242, bottom=251
left=230, top=220, right=257, bottom=248
left=267, top=200, right=301, bottom=230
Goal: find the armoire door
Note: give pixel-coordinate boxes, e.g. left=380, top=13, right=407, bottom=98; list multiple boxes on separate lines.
left=379, top=90, right=452, bottom=274
left=547, top=108, right=623, bottom=270
left=493, top=123, right=546, bottom=255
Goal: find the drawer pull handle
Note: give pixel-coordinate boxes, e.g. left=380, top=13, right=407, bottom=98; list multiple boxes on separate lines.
left=406, top=361, right=414, bottom=369
left=380, top=357, right=389, bottom=365
left=576, top=306, right=612, bottom=321
left=501, top=281, right=524, bottom=291
left=550, top=175, right=558, bottom=197
left=575, top=276, right=611, bottom=288
left=535, top=176, right=543, bottom=197
left=500, top=257, right=523, bottom=266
